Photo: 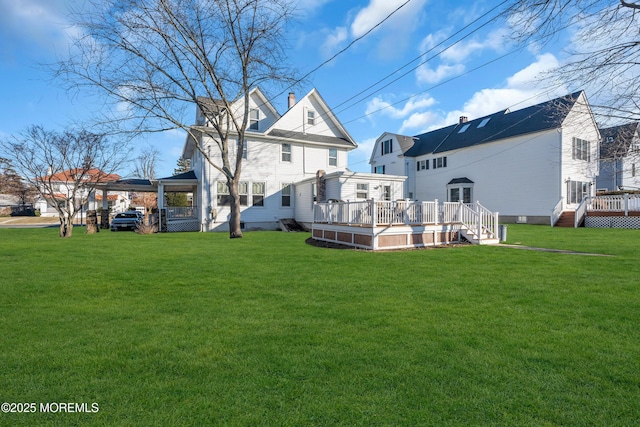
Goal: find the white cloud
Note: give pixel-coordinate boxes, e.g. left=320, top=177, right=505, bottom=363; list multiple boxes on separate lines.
left=415, top=27, right=509, bottom=85
left=0, top=0, right=79, bottom=60
left=399, top=111, right=439, bottom=134
left=349, top=0, right=428, bottom=59
left=321, top=27, right=348, bottom=56
left=399, top=53, right=568, bottom=134
left=365, top=95, right=436, bottom=119
left=416, top=63, right=465, bottom=84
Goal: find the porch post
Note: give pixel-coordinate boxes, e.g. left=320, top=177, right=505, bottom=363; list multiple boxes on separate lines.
left=157, top=182, right=164, bottom=231
left=101, top=187, right=109, bottom=229
left=434, top=199, right=439, bottom=225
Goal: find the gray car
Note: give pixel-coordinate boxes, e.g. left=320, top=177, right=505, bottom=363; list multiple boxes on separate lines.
left=110, top=211, right=143, bottom=231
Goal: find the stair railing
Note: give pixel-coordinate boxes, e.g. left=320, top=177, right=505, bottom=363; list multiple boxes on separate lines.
left=551, top=197, right=564, bottom=227
left=574, top=196, right=590, bottom=228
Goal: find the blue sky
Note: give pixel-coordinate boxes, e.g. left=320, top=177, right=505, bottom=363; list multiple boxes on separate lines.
left=0, top=0, right=576, bottom=177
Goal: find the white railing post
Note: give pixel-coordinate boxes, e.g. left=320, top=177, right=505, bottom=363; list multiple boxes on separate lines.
left=476, top=202, right=482, bottom=241
left=624, top=193, right=629, bottom=216
left=371, top=198, right=377, bottom=227
left=434, top=199, right=439, bottom=224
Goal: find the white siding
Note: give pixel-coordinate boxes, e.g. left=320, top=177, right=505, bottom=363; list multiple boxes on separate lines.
left=414, top=130, right=562, bottom=216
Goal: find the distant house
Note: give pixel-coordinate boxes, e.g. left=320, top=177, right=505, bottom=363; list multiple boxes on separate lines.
left=182, top=87, right=406, bottom=231
left=597, top=122, right=640, bottom=192
left=35, top=168, right=124, bottom=217
left=369, top=91, right=600, bottom=225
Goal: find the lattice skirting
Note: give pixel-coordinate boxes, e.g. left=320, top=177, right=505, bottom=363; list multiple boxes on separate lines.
left=585, top=216, right=640, bottom=229
left=167, top=220, right=200, bottom=232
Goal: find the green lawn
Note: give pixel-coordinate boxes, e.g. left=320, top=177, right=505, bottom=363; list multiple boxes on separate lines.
left=0, top=225, right=639, bottom=426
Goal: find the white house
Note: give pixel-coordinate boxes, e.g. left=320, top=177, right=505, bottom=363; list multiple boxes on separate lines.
left=34, top=168, right=126, bottom=217
left=370, top=91, right=601, bottom=225
left=182, top=87, right=406, bottom=231
left=597, top=122, right=640, bottom=192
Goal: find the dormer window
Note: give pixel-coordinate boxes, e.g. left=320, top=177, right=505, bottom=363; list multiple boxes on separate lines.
left=381, top=139, right=392, bottom=155
left=307, top=110, right=315, bottom=126
left=249, top=108, right=259, bottom=130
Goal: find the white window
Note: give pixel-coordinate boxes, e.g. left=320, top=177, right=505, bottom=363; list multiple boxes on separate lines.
left=572, top=137, right=590, bottom=161
left=249, top=109, right=259, bottom=130
left=433, top=156, right=447, bottom=169
left=356, top=183, right=368, bottom=199
left=281, top=143, right=291, bottom=162
left=382, top=185, right=391, bottom=201
left=416, top=160, right=429, bottom=171
left=567, top=180, right=589, bottom=204
left=252, top=182, right=265, bottom=206
left=329, top=148, right=337, bottom=166
left=381, top=139, right=392, bottom=155
left=216, top=181, right=231, bottom=206
left=307, top=110, right=315, bottom=125
left=281, top=183, right=292, bottom=207
left=238, top=181, right=248, bottom=206
left=241, top=140, right=248, bottom=159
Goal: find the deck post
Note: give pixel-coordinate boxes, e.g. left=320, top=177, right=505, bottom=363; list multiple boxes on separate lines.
left=477, top=201, right=482, bottom=242
left=371, top=198, right=377, bottom=227
left=624, top=193, right=629, bottom=216
left=434, top=199, right=439, bottom=225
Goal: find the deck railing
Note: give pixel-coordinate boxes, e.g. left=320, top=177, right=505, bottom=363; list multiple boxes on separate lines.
left=589, top=194, right=640, bottom=214
left=314, top=199, right=497, bottom=237
left=314, top=200, right=440, bottom=226
left=166, top=206, right=197, bottom=219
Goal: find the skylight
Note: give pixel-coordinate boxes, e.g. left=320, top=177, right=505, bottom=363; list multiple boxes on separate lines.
left=477, top=118, right=491, bottom=128
left=458, top=124, right=471, bottom=133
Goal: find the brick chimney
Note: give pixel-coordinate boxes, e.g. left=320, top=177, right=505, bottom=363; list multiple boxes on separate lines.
left=459, top=116, right=468, bottom=124
left=288, top=92, right=296, bottom=109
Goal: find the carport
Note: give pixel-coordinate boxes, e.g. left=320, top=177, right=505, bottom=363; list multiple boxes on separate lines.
left=95, top=171, right=199, bottom=232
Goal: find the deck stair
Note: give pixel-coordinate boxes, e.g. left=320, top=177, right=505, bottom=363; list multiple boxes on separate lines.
left=554, top=211, right=583, bottom=227
left=279, top=218, right=306, bottom=232
left=460, top=226, right=500, bottom=245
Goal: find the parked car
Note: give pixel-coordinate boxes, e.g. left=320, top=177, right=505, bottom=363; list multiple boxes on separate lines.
left=110, top=211, right=143, bottom=231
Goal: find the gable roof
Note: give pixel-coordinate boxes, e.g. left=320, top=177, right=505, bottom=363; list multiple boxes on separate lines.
left=599, top=122, right=639, bottom=159
left=403, top=91, right=584, bottom=157
left=266, top=88, right=357, bottom=149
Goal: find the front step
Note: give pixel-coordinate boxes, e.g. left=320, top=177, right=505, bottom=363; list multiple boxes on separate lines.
left=555, top=211, right=576, bottom=227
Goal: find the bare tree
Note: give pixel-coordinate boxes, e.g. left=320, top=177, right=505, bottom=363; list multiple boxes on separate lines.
left=133, top=146, right=161, bottom=180
left=56, top=0, right=299, bottom=238
left=0, top=126, right=128, bottom=237
left=505, top=0, right=640, bottom=124
left=131, top=145, right=161, bottom=231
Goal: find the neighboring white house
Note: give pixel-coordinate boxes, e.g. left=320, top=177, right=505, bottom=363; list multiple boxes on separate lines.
left=35, top=168, right=126, bottom=217
left=369, top=91, right=601, bottom=225
left=597, top=122, right=640, bottom=192
left=183, top=87, right=406, bottom=231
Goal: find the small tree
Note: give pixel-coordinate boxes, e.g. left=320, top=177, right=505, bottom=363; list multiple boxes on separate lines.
left=0, top=157, right=39, bottom=208
left=1, top=126, right=128, bottom=237
left=56, top=0, right=299, bottom=238
left=174, top=157, right=191, bottom=176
